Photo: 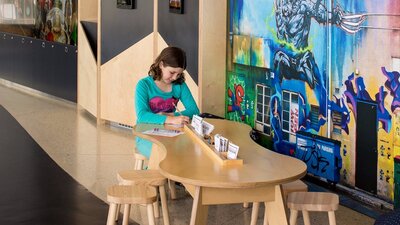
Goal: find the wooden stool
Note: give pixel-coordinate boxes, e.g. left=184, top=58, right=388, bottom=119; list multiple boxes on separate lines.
left=287, top=192, right=339, bottom=225
left=106, top=184, right=157, bottom=225
left=118, top=170, right=170, bottom=225
left=250, top=180, right=308, bottom=225
left=134, top=151, right=177, bottom=200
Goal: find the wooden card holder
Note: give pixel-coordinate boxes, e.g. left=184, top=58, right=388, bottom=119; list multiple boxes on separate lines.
left=184, top=125, right=243, bottom=166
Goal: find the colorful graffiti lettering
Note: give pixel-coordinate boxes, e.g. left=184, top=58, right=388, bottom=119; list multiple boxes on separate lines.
left=330, top=94, right=350, bottom=134
left=376, top=86, right=392, bottom=132
left=296, top=141, right=330, bottom=174
left=290, top=108, right=299, bottom=133
left=382, top=67, right=400, bottom=113
left=331, top=69, right=394, bottom=134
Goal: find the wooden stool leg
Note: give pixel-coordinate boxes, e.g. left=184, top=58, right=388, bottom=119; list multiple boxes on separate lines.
left=160, top=185, right=170, bottom=225
left=263, top=203, right=268, bottom=225
left=134, top=152, right=146, bottom=170
left=122, top=204, right=131, bottom=225
left=302, top=210, right=311, bottom=225
left=135, top=159, right=144, bottom=170
left=115, top=204, right=120, bottom=222
left=328, top=211, right=336, bottom=225
left=153, top=199, right=160, bottom=218
left=106, top=203, right=118, bottom=225
left=263, top=216, right=268, bottom=225
left=168, top=179, right=177, bottom=200
left=243, top=202, right=250, bottom=208
left=250, top=202, right=260, bottom=225
left=289, top=209, right=298, bottom=225
left=147, top=203, right=156, bottom=225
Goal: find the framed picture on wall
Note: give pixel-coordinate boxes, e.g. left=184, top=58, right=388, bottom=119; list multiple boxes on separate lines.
left=169, top=0, right=184, bottom=14
left=117, top=0, right=136, bottom=9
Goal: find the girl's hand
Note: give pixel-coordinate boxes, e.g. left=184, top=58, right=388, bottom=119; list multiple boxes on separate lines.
left=165, top=115, right=190, bottom=125
left=158, top=112, right=174, bottom=116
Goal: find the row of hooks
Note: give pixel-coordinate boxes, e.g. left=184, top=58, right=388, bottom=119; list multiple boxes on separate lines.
left=1, top=34, right=75, bottom=53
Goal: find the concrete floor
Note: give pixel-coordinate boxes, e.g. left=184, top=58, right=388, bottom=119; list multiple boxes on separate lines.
left=0, top=82, right=376, bottom=225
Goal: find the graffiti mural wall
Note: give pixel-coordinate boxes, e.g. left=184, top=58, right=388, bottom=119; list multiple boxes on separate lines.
left=227, top=0, right=400, bottom=205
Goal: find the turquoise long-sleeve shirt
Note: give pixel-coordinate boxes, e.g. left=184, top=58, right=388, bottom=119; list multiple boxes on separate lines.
left=135, top=76, right=200, bottom=124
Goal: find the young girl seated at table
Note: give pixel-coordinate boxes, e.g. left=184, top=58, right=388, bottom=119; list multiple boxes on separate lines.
left=135, top=46, right=200, bottom=158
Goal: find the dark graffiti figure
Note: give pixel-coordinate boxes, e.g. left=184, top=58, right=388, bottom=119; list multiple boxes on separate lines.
left=273, top=0, right=365, bottom=122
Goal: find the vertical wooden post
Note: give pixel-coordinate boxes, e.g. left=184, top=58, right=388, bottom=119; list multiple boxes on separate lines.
left=96, top=0, right=102, bottom=124
left=190, top=186, right=209, bottom=225
left=265, top=185, right=289, bottom=225
left=153, top=0, right=158, bottom=59
left=198, top=0, right=227, bottom=117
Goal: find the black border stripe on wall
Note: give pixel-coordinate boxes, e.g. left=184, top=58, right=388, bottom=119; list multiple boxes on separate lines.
left=0, top=32, right=77, bottom=102
left=158, top=0, right=199, bottom=84
left=101, top=0, right=154, bottom=64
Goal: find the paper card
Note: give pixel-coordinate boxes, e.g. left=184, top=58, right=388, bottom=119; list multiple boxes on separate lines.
left=191, top=115, right=204, bottom=135
left=214, top=134, right=221, bottom=151
left=227, top=142, right=239, bottom=159
left=214, top=134, right=228, bottom=152
left=202, top=120, right=214, bottom=136
left=222, top=137, right=228, bottom=152
left=142, top=128, right=182, bottom=137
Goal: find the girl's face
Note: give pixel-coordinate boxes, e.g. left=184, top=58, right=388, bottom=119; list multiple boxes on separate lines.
left=159, top=62, right=184, bottom=84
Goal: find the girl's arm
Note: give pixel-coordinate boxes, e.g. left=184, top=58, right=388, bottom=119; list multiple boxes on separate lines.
left=175, top=82, right=200, bottom=118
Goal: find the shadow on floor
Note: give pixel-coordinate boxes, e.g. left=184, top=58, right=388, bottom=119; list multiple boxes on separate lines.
left=0, top=105, right=109, bottom=225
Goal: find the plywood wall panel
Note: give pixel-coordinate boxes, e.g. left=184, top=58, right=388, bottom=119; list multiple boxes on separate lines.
left=79, top=0, right=98, bottom=21
left=77, top=23, right=97, bottom=116
left=100, top=34, right=154, bottom=126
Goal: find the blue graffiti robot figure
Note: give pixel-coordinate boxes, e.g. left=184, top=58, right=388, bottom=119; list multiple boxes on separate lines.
left=273, top=0, right=365, bottom=128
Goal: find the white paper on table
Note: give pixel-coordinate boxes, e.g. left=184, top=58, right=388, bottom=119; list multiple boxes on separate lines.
left=142, top=128, right=182, bottom=137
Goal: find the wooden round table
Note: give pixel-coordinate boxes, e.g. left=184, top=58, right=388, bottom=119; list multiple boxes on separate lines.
left=133, top=119, right=307, bottom=225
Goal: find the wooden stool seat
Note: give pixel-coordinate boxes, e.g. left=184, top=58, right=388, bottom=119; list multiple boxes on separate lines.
left=287, top=192, right=339, bottom=225
left=118, top=169, right=167, bottom=186
left=106, top=185, right=157, bottom=225
left=117, top=170, right=170, bottom=225
left=287, top=192, right=339, bottom=212
left=107, top=184, right=157, bottom=204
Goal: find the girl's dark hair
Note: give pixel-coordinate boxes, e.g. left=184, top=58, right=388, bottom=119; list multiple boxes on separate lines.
left=148, top=46, right=186, bottom=84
